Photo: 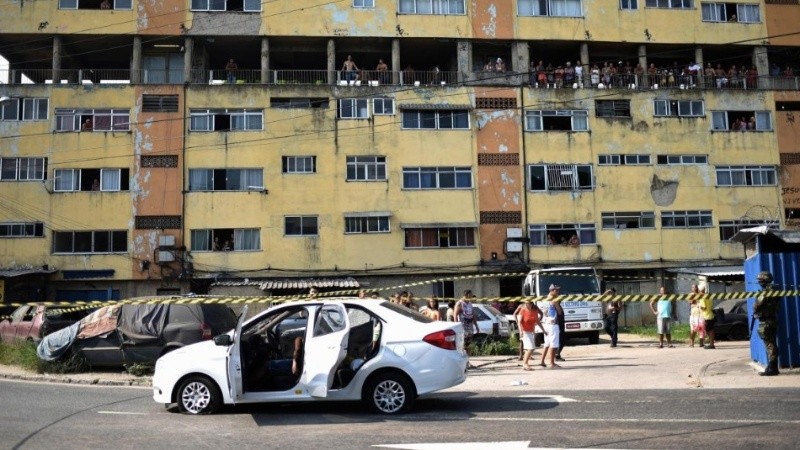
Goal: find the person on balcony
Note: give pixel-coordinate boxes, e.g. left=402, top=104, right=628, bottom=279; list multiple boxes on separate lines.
left=342, top=55, right=359, bottom=82
left=376, top=59, right=389, bottom=84
left=225, top=58, right=238, bottom=84
left=100, top=0, right=111, bottom=9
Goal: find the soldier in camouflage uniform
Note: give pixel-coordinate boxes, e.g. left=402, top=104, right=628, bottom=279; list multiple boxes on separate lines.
left=754, top=271, right=780, bottom=376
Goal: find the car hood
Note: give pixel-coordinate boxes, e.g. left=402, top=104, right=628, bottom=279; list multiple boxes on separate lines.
left=158, top=339, right=226, bottom=366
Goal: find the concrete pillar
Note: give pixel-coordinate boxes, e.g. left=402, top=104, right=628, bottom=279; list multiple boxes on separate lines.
left=391, top=38, right=400, bottom=85
left=753, top=46, right=769, bottom=90
left=183, top=37, right=193, bottom=84
left=327, top=39, right=336, bottom=85
left=638, top=44, right=647, bottom=86
left=580, top=43, right=589, bottom=86
left=52, top=36, right=62, bottom=84
left=131, top=36, right=142, bottom=84
left=694, top=47, right=705, bottom=88
left=261, top=37, right=270, bottom=84
left=457, top=40, right=472, bottom=84
left=512, top=41, right=529, bottom=82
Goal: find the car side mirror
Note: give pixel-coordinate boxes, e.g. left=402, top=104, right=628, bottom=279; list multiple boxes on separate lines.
left=214, top=334, right=232, bottom=346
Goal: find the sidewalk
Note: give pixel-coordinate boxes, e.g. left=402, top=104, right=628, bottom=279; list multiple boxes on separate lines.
left=460, top=334, right=799, bottom=392
left=1, top=334, right=798, bottom=391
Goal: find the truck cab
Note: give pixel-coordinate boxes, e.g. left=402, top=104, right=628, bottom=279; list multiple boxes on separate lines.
left=523, top=266, right=604, bottom=344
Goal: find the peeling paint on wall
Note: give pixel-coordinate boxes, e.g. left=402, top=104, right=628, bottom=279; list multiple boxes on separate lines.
left=481, top=4, right=497, bottom=37
left=475, top=110, right=515, bottom=129
left=650, top=174, right=678, bottom=206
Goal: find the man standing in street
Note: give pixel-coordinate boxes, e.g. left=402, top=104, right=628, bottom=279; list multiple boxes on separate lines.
left=649, top=286, right=675, bottom=348
left=514, top=299, right=546, bottom=370
left=755, top=271, right=781, bottom=376
left=539, top=284, right=563, bottom=368
left=551, top=285, right=566, bottom=361
left=604, top=288, right=621, bottom=347
left=699, top=286, right=717, bottom=349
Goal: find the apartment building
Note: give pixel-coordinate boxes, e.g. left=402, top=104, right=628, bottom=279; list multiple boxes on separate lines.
left=0, top=0, right=797, bottom=303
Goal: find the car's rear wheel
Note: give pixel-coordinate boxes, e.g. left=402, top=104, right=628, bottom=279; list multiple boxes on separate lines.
left=177, top=376, right=221, bottom=415
left=364, top=372, right=415, bottom=414
left=727, top=323, right=748, bottom=341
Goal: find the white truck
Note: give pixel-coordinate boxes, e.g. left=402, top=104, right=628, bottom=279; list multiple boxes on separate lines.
left=522, top=266, right=604, bottom=345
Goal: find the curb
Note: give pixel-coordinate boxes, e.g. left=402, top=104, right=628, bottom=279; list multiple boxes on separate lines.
left=0, top=371, right=151, bottom=387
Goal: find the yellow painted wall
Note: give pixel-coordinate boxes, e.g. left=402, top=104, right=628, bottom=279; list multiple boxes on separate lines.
left=0, top=4, right=138, bottom=34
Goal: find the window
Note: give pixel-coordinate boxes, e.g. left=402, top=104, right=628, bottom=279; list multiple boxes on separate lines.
left=716, top=166, right=777, bottom=186
left=142, top=95, right=179, bottom=112
left=0, top=98, right=48, bottom=121
left=398, top=0, right=466, bottom=14
left=403, top=167, right=472, bottom=189
left=620, top=0, right=638, bottom=8
left=188, top=169, right=264, bottom=191
left=719, top=219, right=777, bottom=241
left=373, top=98, right=395, bottom=115
left=285, top=216, right=318, bottom=236
left=338, top=99, right=369, bottom=119
left=54, top=168, right=129, bottom=192
left=529, top=223, right=597, bottom=245
left=0, top=222, right=45, bottom=238
left=354, top=0, right=374, bottom=7
left=189, top=109, right=263, bottom=131
left=54, top=109, right=129, bottom=132
left=598, top=154, right=651, bottom=165
left=701, top=3, right=760, bottom=22
left=346, top=156, right=387, bottom=181
left=404, top=227, right=475, bottom=248
left=0, top=157, right=47, bottom=181
left=596, top=100, right=631, bottom=118
left=601, top=212, right=656, bottom=229
left=653, top=100, right=704, bottom=117
left=345, top=215, right=390, bottom=233
left=711, top=111, right=771, bottom=131
left=525, top=110, right=588, bottom=131
left=190, top=228, right=260, bottom=251
left=52, top=230, right=127, bottom=253
left=528, top=164, right=594, bottom=191
left=271, top=98, right=329, bottom=109
left=282, top=156, right=316, bottom=174
left=190, top=0, right=261, bottom=12
left=58, top=0, right=132, bottom=9
left=661, top=210, right=713, bottom=228
left=645, top=0, right=692, bottom=8
left=402, top=109, right=469, bottom=129
left=518, top=0, right=583, bottom=16
left=656, top=155, right=708, bottom=165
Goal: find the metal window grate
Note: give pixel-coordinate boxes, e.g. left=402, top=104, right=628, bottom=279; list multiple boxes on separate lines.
left=141, top=155, right=179, bottom=168
left=547, top=164, right=576, bottom=190
left=480, top=211, right=522, bottom=224
left=142, top=95, right=179, bottom=112
left=780, top=153, right=800, bottom=165
left=476, top=97, right=517, bottom=109
left=477, top=153, right=519, bottom=166
left=135, top=215, right=182, bottom=229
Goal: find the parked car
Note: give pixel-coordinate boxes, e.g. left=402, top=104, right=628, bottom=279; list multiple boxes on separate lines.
left=472, top=304, right=511, bottom=341
left=713, top=299, right=750, bottom=341
left=0, top=304, right=91, bottom=343
left=152, top=298, right=468, bottom=415
left=37, top=302, right=238, bottom=367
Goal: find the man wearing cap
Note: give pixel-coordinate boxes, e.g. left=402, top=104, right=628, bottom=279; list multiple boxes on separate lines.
left=551, top=285, right=567, bottom=361
left=539, top=284, right=564, bottom=368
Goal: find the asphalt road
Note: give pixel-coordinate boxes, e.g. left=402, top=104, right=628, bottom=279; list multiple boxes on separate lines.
left=2, top=380, right=799, bottom=450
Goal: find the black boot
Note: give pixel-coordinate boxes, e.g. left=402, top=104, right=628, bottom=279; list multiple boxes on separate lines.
left=760, top=361, right=780, bottom=376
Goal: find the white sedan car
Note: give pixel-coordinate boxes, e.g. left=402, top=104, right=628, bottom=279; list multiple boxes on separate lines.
left=153, top=299, right=468, bottom=415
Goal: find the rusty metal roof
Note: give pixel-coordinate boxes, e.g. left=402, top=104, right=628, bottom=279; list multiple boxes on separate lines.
left=211, top=277, right=360, bottom=291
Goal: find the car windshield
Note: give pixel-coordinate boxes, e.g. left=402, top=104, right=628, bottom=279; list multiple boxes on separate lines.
left=484, top=305, right=505, bottom=318
left=539, top=271, right=599, bottom=295
left=379, top=301, right=433, bottom=323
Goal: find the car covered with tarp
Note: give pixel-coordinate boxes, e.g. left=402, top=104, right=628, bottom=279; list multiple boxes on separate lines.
left=37, top=302, right=238, bottom=367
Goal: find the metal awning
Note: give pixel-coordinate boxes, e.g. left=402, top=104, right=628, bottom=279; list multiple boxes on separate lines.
left=0, top=268, right=58, bottom=278
left=730, top=226, right=800, bottom=244
left=667, top=266, right=744, bottom=277
left=397, top=103, right=472, bottom=110
left=343, top=211, right=392, bottom=218
left=211, top=277, right=360, bottom=291
left=61, top=269, right=115, bottom=279
left=400, top=222, right=478, bottom=229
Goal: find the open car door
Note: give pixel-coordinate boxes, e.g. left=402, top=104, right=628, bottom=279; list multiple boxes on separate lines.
left=227, top=306, right=248, bottom=402
left=302, top=303, right=349, bottom=398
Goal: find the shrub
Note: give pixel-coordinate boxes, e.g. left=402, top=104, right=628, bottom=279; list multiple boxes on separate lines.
left=124, top=363, right=154, bottom=377
left=471, top=334, right=518, bottom=356
left=0, top=341, right=40, bottom=371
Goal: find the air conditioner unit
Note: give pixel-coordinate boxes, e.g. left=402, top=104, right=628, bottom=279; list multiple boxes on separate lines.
left=506, top=241, right=523, bottom=253
left=159, top=235, right=175, bottom=247
left=506, top=228, right=523, bottom=238
left=158, top=250, right=175, bottom=263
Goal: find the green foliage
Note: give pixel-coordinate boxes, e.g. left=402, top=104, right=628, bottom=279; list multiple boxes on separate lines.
left=471, top=334, right=519, bottom=356
left=0, top=341, right=40, bottom=371
left=124, top=363, right=154, bottom=377
left=621, top=323, right=691, bottom=342
left=38, top=350, right=89, bottom=374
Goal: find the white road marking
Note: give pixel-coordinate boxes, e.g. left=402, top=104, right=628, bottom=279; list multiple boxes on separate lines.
left=474, top=417, right=800, bottom=424
left=518, top=394, right=578, bottom=403
left=373, top=442, right=530, bottom=450
left=97, top=411, right=146, bottom=415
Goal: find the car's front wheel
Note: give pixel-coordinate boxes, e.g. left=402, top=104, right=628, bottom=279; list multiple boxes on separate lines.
left=364, top=372, right=415, bottom=414
left=727, top=323, right=749, bottom=341
left=176, top=376, right=221, bottom=415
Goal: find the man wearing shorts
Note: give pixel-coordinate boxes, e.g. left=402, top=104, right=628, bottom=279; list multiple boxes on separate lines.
left=539, top=285, right=563, bottom=368
left=649, top=286, right=675, bottom=348
left=514, top=299, right=545, bottom=371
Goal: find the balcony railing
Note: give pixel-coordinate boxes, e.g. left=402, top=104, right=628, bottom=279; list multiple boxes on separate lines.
left=2, top=68, right=799, bottom=91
